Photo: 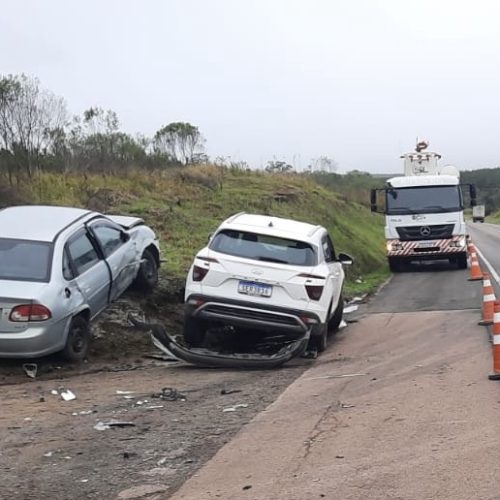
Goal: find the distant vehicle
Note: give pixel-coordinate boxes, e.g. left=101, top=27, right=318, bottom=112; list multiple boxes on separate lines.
left=371, top=142, right=476, bottom=272
left=0, top=206, right=160, bottom=360
left=472, top=204, right=485, bottom=223
left=183, top=213, right=353, bottom=353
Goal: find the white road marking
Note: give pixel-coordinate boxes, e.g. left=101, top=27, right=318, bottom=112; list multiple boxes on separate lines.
left=475, top=245, right=500, bottom=285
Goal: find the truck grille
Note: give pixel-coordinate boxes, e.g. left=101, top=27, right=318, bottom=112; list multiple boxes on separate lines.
left=396, top=224, right=454, bottom=241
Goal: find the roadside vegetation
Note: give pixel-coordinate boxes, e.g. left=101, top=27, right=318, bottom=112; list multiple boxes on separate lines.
left=0, top=73, right=389, bottom=299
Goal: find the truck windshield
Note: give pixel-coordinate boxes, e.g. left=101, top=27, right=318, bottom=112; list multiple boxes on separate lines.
left=386, top=186, right=462, bottom=215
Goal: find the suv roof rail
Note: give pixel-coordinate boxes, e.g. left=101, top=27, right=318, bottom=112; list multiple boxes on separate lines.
left=226, top=212, right=246, bottom=224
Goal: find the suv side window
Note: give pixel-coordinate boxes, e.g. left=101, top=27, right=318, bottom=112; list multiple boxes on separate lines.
left=91, top=223, right=125, bottom=258
left=322, top=234, right=337, bottom=263
left=67, top=231, right=100, bottom=276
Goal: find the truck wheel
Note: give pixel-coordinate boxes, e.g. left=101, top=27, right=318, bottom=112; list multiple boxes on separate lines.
left=388, top=257, right=402, bottom=273
left=457, top=252, right=468, bottom=269
left=62, top=315, right=90, bottom=362
left=183, top=317, right=207, bottom=346
left=134, top=249, right=158, bottom=290
left=328, top=296, right=344, bottom=333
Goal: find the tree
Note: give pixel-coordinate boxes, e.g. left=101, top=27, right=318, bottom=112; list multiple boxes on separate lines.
left=265, top=160, right=294, bottom=173
left=0, top=74, right=67, bottom=182
left=309, top=156, right=338, bottom=173
left=153, top=122, right=205, bottom=165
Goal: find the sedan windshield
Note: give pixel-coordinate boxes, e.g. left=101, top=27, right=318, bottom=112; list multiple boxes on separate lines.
left=386, top=186, right=462, bottom=215
left=0, top=238, right=53, bottom=282
left=210, top=230, right=316, bottom=266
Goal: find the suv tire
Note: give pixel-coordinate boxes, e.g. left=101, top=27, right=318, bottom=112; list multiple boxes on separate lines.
left=309, top=323, right=327, bottom=352
left=328, top=296, right=344, bottom=333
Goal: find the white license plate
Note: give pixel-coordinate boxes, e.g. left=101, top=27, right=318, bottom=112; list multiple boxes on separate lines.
left=416, top=241, right=437, bottom=248
left=238, top=281, right=272, bottom=297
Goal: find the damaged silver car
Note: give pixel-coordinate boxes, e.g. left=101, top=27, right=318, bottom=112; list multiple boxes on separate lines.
left=0, top=205, right=161, bottom=361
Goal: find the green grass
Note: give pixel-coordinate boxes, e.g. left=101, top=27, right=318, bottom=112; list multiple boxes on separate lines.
left=25, top=166, right=388, bottom=295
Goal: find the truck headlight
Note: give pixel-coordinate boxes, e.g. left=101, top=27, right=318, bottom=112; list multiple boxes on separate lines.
left=450, top=237, right=466, bottom=248
left=387, top=242, right=403, bottom=252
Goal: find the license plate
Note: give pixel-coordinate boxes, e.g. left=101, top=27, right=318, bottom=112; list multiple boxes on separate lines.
left=238, top=281, right=272, bottom=297
left=416, top=241, right=437, bottom=248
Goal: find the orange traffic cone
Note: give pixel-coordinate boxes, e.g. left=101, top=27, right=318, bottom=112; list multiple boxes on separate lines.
left=488, top=301, right=500, bottom=380
left=479, top=273, right=495, bottom=325
left=468, top=246, right=483, bottom=281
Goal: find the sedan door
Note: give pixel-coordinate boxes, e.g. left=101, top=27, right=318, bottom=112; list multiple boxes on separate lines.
left=89, top=220, right=140, bottom=301
left=66, top=229, right=110, bottom=317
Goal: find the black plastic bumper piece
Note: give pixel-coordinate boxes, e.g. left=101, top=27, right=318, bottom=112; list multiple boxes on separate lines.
left=128, top=313, right=310, bottom=369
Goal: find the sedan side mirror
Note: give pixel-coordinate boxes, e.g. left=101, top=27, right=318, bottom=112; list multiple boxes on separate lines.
left=120, top=231, right=130, bottom=243
left=338, top=252, right=353, bottom=265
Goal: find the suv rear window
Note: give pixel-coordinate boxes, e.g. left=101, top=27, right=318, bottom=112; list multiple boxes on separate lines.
left=0, top=238, right=52, bottom=282
left=210, top=230, right=316, bottom=266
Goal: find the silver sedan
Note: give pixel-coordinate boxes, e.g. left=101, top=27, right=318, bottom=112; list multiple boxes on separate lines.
left=0, top=205, right=161, bottom=361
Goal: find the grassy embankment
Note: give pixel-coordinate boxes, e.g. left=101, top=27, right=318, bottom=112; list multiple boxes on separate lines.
left=24, top=165, right=388, bottom=298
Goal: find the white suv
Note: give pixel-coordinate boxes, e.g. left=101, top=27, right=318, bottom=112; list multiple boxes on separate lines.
left=184, top=213, right=353, bottom=352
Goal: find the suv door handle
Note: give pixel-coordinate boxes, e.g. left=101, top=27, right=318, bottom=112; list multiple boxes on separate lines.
left=64, top=288, right=71, bottom=298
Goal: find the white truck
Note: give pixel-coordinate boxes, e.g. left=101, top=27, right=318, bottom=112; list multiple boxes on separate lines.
left=370, top=143, right=476, bottom=272
left=472, top=204, right=485, bottom=223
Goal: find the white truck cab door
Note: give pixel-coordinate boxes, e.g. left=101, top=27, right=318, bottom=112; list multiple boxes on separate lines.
left=89, top=221, right=139, bottom=301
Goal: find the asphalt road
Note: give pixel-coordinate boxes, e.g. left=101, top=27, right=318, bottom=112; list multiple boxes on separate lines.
left=171, top=255, right=499, bottom=500
left=467, top=221, right=500, bottom=290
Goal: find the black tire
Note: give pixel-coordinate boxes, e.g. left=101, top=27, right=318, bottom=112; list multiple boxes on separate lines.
left=309, top=323, right=327, bottom=353
left=62, top=315, right=90, bottom=362
left=328, top=295, right=344, bottom=333
left=183, top=316, right=207, bottom=346
left=134, top=249, right=158, bottom=290
left=457, top=252, right=468, bottom=269
left=388, top=257, right=402, bottom=273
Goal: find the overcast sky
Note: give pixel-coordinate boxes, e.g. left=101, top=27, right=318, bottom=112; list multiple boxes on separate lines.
left=2, top=0, right=500, bottom=172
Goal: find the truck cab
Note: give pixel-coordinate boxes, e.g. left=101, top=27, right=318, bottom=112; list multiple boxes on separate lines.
left=371, top=144, right=476, bottom=272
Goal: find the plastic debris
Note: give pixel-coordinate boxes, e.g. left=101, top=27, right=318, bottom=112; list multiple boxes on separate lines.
left=72, top=410, right=93, bottom=416
left=60, top=389, right=76, bottom=401
left=222, top=403, right=249, bottom=412
left=50, top=390, right=58, bottom=395
left=343, top=304, right=359, bottom=314
left=94, top=420, right=136, bottom=431
left=339, top=320, right=348, bottom=329
left=306, top=373, right=367, bottom=381
left=116, top=390, right=134, bottom=395
left=341, top=403, right=355, bottom=408
left=220, top=389, right=242, bottom=395
left=22, top=363, right=37, bottom=379
left=151, top=387, right=186, bottom=402
left=43, top=451, right=53, bottom=458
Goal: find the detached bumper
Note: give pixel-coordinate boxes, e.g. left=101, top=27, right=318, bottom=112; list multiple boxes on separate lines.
left=387, top=236, right=467, bottom=259
left=128, top=314, right=310, bottom=369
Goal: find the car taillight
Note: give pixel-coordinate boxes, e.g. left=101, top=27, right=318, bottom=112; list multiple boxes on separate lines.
left=192, top=265, right=209, bottom=282
left=305, top=285, right=324, bottom=301
left=10, top=304, right=52, bottom=322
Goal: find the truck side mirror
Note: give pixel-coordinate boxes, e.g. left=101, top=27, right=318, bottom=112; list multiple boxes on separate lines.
left=370, top=189, right=377, bottom=212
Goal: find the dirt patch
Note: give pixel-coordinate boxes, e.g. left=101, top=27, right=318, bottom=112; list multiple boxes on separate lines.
left=0, top=284, right=311, bottom=499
